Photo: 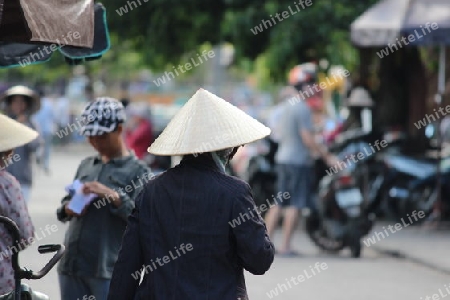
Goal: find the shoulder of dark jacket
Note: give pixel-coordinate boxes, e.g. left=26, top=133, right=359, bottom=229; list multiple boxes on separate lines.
left=190, top=162, right=252, bottom=195
left=219, top=173, right=251, bottom=193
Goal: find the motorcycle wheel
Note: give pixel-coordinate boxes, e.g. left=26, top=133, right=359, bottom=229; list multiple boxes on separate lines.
left=248, top=173, right=276, bottom=219
left=408, top=186, right=436, bottom=220
left=305, top=213, right=345, bottom=253
left=380, top=191, right=404, bottom=222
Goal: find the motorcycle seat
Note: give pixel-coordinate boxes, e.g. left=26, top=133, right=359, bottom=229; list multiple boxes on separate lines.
left=384, top=155, right=436, bottom=179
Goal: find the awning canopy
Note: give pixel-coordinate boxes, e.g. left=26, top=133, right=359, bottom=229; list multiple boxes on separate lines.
left=351, top=0, right=450, bottom=47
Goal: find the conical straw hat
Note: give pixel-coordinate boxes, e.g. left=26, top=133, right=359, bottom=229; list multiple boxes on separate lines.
left=1, top=85, right=41, bottom=113
left=347, top=87, right=374, bottom=107
left=0, top=113, right=39, bottom=152
left=148, top=88, right=271, bottom=156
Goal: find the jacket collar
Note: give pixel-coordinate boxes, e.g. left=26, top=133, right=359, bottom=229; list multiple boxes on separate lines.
left=93, top=153, right=137, bottom=166
left=179, top=153, right=226, bottom=174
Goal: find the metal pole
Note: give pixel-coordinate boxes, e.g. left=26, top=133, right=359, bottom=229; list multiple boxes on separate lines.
left=435, top=45, right=446, bottom=217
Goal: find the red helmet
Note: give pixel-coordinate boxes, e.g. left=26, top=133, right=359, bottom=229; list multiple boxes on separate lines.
left=288, top=62, right=317, bottom=87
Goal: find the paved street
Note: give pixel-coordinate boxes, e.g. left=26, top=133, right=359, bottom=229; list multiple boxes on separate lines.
left=17, top=145, right=450, bottom=299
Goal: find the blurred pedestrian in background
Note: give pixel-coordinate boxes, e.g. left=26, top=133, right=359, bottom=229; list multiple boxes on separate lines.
left=32, top=91, right=56, bottom=174
left=56, top=97, right=150, bottom=300
left=264, top=86, right=299, bottom=174
left=343, top=85, right=374, bottom=131
left=264, top=75, right=336, bottom=256
left=124, top=102, right=154, bottom=160
left=307, top=95, right=326, bottom=142
left=55, top=94, right=71, bottom=146
left=85, top=84, right=95, bottom=103
left=305, top=94, right=327, bottom=187
left=0, top=85, right=41, bottom=204
left=324, top=84, right=374, bottom=145
left=108, top=89, right=274, bottom=300
left=119, top=98, right=130, bottom=145
left=267, top=86, right=298, bottom=149
left=0, top=114, right=36, bottom=294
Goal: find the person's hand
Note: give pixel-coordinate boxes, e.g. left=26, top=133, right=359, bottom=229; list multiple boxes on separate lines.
left=324, top=154, right=339, bottom=167
left=82, top=181, right=121, bottom=207
left=64, top=202, right=88, bottom=217
left=82, top=181, right=115, bottom=199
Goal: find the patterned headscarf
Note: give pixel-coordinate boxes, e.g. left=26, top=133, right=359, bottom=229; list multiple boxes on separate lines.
left=79, top=97, right=126, bottom=136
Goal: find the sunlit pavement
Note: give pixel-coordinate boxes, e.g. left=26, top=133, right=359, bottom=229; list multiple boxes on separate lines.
left=18, top=144, right=450, bottom=299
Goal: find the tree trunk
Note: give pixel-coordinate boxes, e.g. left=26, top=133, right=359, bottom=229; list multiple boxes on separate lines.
left=373, top=48, right=408, bottom=131
left=405, top=47, right=428, bottom=153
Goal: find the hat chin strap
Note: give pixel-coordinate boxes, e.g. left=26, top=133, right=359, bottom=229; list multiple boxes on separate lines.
left=228, top=146, right=240, bottom=161
left=211, top=146, right=240, bottom=173
left=211, top=152, right=226, bottom=173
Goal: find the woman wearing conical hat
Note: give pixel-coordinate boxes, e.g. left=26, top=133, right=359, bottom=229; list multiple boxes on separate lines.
left=108, top=89, right=275, bottom=300
left=0, top=85, right=41, bottom=204
left=0, top=114, right=36, bottom=294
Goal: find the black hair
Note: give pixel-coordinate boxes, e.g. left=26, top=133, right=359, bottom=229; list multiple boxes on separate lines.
left=120, top=98, right=130, bottom=108
left=293, top=76, right=317, bottom=93
left=5, top=94, right=34, bottom=111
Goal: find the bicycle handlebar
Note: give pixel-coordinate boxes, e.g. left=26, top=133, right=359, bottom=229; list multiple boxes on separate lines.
left=0, top=216, right=65, bottom=280
left=28, top=244, right=65, bottom=279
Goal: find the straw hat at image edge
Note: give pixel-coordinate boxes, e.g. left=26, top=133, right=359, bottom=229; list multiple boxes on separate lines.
left=148, top=88, right=271, bottom=156
left=0, top=114, right=38, bottom=152
left=0, top=85, right=41, bottom=113
left=347, top=87, right=374, bottom=107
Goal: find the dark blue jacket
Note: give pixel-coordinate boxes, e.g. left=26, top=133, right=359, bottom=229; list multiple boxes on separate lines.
left=108, top=154, right=275, bottom=300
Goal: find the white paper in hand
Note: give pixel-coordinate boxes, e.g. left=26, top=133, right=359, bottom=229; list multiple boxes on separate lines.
left=67, top=180, right=97, bottom=214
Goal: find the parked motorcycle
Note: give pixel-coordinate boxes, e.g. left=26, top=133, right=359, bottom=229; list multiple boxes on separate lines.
left=243, top=137, right=278, bottom=217
left=376, top=154, right=437, bottom=219
left=305, top=140, right=374, bottom=258
left=0, top=216, right=65, bottom=300
left=370, top=127, right=441, bottom=220
left=377, top=124, right=450, bottom=221
left=402, top=157, right=450, bottom=220
left=305, top=128, right=392, bottom=258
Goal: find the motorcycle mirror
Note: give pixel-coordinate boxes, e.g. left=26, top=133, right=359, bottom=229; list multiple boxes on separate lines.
left=361, top=108, right=372, bottom=133
left=425, top=124, right=435, bottom=138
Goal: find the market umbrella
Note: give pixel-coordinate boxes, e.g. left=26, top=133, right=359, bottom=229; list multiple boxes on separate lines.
left=0, top=1, right=110, bottom=67
left=351, top=0, right=450, bottom=101
left=351, top=0, right=450, bottom=217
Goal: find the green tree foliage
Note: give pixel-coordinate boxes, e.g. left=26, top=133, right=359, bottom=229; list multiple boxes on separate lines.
left=0, top=1, right=379, bottom=84
left=108, top=0, right=225, bottom=70
left=107, top=0, right=378, bottom=81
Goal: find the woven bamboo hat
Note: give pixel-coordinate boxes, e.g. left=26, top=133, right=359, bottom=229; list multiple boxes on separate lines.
left=347, top=87, right=374, bottom=107
left=148, top=88, right=271, bottom=155
left=0, top=113, right=38, bottom=152
left=1, top=85, right=41, bottom=113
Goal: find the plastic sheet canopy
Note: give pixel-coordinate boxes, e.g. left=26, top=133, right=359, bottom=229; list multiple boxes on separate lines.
left=0, top=0, right=110, bottom=67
